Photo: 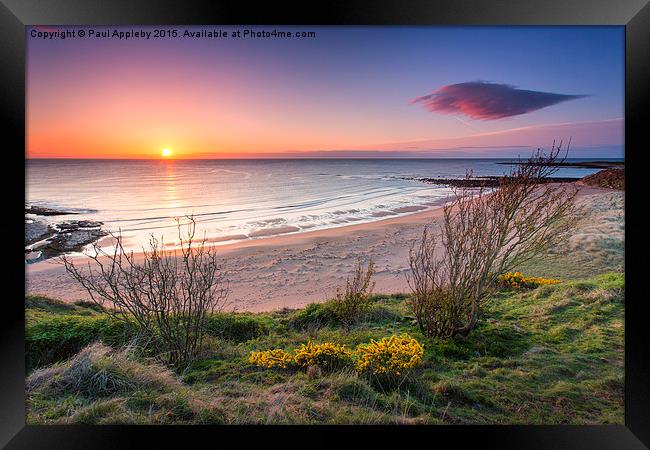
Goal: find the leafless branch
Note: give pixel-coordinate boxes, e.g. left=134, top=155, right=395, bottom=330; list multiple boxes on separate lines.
left=61, top=216, right=229, bottom=367
left=408, top=141, right=579, bottom=338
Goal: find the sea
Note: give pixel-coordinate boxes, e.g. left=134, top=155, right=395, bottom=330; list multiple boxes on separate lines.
left=26, top=158, right=617, bottom=253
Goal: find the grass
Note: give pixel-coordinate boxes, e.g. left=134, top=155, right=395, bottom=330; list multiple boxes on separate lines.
left=27, top=342, right=225, bottom=424
left=25, top=298, right=136, bottom=371
left=517, top=190, right=624, bottom=281
left=25, top=272, right=624, bottom=425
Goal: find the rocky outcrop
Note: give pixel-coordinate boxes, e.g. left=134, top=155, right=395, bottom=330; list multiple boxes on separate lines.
left=497, top=161, right=624, bottom=169
left=25, top=217, right=55, bottom=245
left=25, top=206, right=79, bottom=216
left=402, top=176, right=578, bottom=188
left=25, top=219, right=108, bottom=263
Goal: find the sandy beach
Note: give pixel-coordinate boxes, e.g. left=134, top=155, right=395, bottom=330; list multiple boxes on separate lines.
left=26, top=184, right=623, bottom=312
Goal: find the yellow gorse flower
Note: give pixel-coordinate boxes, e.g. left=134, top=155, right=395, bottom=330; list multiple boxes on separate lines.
left=293, top=341, right=353, bottom=369
left=250, top=335, right=425, bottom=377
left=354, top=334, right=424, bottom=376
left=497, top=271, right=560, bottom=289
left=249, top=348, right=294, bottom=369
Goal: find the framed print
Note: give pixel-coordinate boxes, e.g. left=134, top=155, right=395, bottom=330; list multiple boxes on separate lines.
left=1, top=0, right=648, bottom=448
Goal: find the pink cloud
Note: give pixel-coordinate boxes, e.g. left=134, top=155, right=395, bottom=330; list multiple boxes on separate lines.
left=412, top=81, right=588, bottom=120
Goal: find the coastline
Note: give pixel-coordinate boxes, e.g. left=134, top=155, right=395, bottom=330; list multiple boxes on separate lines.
left=26, top=183, right=620, bottom=312
left=27, top=198, right=448, bottom=312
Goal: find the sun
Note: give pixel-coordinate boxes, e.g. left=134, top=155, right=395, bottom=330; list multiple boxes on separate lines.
left=161, top=148, right=173, bottom=158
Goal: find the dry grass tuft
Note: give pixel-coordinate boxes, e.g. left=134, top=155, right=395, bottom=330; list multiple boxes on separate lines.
left=584, top=288, right=620, bottom=303
left=27, top=342, right=180, bottom=398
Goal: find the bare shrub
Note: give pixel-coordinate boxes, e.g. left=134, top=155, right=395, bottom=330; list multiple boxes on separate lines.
left=62, top=217, right=229, bottom=367
left=333, top=260, right=376, bottom=326
left=407, top=227, right=462, bottom=338
left=408, top=142, right=579, bottom=338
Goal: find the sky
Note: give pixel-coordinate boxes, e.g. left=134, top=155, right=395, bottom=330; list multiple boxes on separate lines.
left=26, top=26, right=624, bottom=159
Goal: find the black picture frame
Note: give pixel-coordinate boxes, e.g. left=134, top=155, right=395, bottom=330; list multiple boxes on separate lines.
left=2, top=0, right=648, bottom=448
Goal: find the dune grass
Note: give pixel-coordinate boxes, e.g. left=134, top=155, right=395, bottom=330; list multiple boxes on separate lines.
left=26, top=272, right=624, bottom=425
left=517, top=190, right=624, bottom=281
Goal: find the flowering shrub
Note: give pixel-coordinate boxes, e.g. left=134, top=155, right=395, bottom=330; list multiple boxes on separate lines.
left=293, top=341, right=353, bottom=370
left=250, top=335, right=425, bottom=378
left=355, top=334, right=424, bottom=377
left=249, top=349, right=294, bottom=369
left=497, top=271, right=561, bottom=289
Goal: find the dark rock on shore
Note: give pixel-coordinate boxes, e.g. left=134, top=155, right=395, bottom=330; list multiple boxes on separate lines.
left=497, top=161, right=624, bottom=169
left=26, top=206, right=79, bottom=216
left=403, top=177, right=498, bottom=187
left=25, top=219, right=108, bottom=263
left=25, top=217, right=55, bottom=245
left=46, top=228, right=108, bottom=253
left=56, top=220, right=104, bottom=231
left=403, top=176, right=578, bottom=188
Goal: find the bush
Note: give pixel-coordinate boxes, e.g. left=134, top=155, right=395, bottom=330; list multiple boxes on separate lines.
left=26, top=314, right=135, bottom=370
left=206, top=313, right=270, bottom=342
left=497, top=271, right=561, bottom=289
left=287, top=302, right=340, bottom=330
left=287, top=300, right=399, bottom=331
left=408, top=144, right=578, bottom=339
left=293, top=341, right=353, bottom=371
left=250, top=335, right=425, bottom=382
left=73, top=300, right=106, bottom=313
left=333, top=260, right=375, bottom=326
left=355, top=334, right=424, bottom=377
left=25, top=295, right=80, bottom=314
left=62, top=216, right=229, bottom=367
left=249, top=349, right=294, bottom=369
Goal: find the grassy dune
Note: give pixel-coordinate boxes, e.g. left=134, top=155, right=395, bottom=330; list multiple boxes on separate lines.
left=26, top=271, right=624, bottom=425
left=518, top=190, right=624, bottom=280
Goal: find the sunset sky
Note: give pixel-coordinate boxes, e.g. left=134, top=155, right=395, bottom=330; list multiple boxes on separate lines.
left=27, top=26, right=624, bottom=159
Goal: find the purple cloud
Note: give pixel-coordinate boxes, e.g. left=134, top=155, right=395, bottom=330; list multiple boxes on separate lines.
left=412, top=81, right=588, bottom=120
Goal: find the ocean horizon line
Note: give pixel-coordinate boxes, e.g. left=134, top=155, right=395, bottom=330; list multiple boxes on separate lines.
left=26, top=156, right=625, bottom=161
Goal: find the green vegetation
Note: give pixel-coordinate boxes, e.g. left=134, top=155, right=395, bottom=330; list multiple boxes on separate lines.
left=332, top=259, right=376, bottom=326
left=26, top=272, right=624, bottom=425
left=26, top=296, right=136, bottom=371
